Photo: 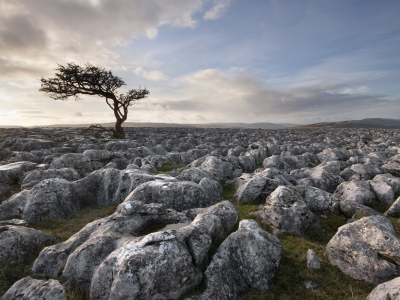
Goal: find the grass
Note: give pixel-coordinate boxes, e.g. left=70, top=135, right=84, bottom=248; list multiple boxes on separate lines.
left=256, top=163, right=263, bottom=169
left=155, top=163, right=186, bottom=175
left=31, top=205, right=117, bottom=242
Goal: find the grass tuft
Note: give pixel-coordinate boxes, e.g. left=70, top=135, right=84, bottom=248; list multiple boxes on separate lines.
left=155, top=163, right=186, bottom=175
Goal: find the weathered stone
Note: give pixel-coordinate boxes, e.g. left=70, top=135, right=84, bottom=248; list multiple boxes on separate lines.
left=0, top=161, right=37, bottom=185
left=21, top=168, right=80, bottom=190
left=293, top=185, right=339, bottom=214
left=339, top=199, right=380, bottom=218
left=49, top=153, right=94, bottom=176
left=89, top=202, right=238, bottom=300
left=0, top=226, right=58, bottom=265
left=187, top=220, right=282, bottom=300
left=366, top=276, right=400, bottom=300
left=334, top=180, right=376, bottom=205
left=326, top=216, right=400, bottom=285
left=307, top=249, right=321, bottom=269
left=384, top=197, right=400, bottom=217
left=0, top=277, right=66, bottom=300
left=119, top=180, right=211, bottom=213
left=252, top=186, right=322, bottom=235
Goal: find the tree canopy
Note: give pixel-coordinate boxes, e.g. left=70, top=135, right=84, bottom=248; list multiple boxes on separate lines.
left=40, top=62, right=149, bottom=139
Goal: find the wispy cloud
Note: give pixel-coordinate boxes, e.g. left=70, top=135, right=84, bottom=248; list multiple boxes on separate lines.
left=204, top=0, right=232, bottom=20
left=133, top=67, right=168, bottom=81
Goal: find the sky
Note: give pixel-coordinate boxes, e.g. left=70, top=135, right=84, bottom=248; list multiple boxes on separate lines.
left=0, top=0, right=400, bottom=126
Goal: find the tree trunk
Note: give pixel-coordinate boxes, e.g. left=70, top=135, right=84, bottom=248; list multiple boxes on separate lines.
left=114, top=119, right=125, bottom=139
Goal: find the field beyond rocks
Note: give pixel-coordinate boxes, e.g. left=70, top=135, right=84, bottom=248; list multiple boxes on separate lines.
left=1, top=126, right=400, bottom=300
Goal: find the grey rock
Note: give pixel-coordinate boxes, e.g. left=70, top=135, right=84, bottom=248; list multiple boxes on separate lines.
left=0, top=277, right=66, bottom=300
left=0, top=169, right=171, bottom=223
left=290, top=164, right=344, bottom=193
left=21, top=168, right=80, bottom=190
left=384, top=197, right=400, bottom=217
left=0, top=161, right=37, bottom=185
left=199, top=176, right=223, bottom=201
left=350, top=163, right=386, bottom=180
left=49, top=153, right=93, bottom=176
left=0, top=226, right=58, bottom=265
left=334, top=180, right=376, bottom=205
left=119, top=180, right=211, bottom=213
left=366, top=276, right=400, bottom=300
left=293, top=185, right=339, bottom=214
left=188, top=220, right=282, bottom=300
left=339, top=199, right=380, bottom=218
left=89, top=202, right=238, bottom=300
left=326, top=215, right=400, bottom=285
left=369, top=179, right=396, bottom=205
left=307, top=249, right=321, bottom=269
left=305, top=281, right=319, bottom=289
left=252, top=186, right=322, bottom=235
left=9, top=138, right=56, bottom=152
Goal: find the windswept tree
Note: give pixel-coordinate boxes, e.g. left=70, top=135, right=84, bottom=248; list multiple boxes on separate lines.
left=39, top=63, right=149, bottom=139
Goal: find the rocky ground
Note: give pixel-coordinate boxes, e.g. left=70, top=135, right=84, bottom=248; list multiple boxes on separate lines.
left=0, top=126, right=400, bottom=300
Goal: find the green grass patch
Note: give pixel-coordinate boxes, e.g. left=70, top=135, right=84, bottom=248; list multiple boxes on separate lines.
left=256, top=163, right=263, bottom=169
left=155, top=163, right=186, bottom=175
left=31, top=205, right=117, bottom=242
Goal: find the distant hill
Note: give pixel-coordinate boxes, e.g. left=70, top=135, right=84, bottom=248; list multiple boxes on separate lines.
left=288, top=118, right=400, bottom=129
left=24, top=122, right=300, bottom=130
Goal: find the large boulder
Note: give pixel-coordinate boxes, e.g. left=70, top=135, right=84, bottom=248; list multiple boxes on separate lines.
left=252, top=186, right=322, bottom=235
left=119, top=180, right=212, bottom=213
left=188, top=220, right=282, bottom=300
left=290, top=164, right=344, bottom=193
left=0, top=226, right=58, bottom=265
left=334, top=180, right=376, bottom=205
left=89, top=202, right=238, bottom=300
left=326, top=216, right=400, bottom=285
left=292, top=185, right=339, bottom=214
left=0, top=277, right=66, bottom=300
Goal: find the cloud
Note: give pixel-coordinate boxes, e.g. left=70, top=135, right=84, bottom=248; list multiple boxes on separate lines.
left=134, top=67, right=168, bottom=81
left=7, top=81, right=40, bottom=89
left=74, top=112, right=84, bottom=117
left=204, top=0, right=232, bottom=20
left=143, top=68, right=400, bottom=123
left=18, top=110, right=44, bottom=115
left=341, top=86, right=369, bottom=94
left=0, top=0, right=207, bottom=79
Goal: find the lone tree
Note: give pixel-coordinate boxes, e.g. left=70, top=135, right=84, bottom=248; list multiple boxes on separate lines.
left=39, top=62, right=149, bottom=139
